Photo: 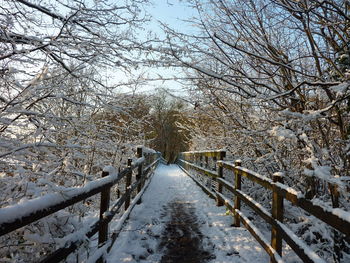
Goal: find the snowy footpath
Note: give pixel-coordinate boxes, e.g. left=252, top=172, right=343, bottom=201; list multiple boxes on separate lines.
left=106, top=164, right=268, bottom=263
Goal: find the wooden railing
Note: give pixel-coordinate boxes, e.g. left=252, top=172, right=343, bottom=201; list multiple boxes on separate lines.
left=0, top=147, right=164, bottom=263
left=178, top=150, right=350, bottom=263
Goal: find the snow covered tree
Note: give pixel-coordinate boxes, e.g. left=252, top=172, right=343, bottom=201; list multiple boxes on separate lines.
left=148, top=92, right=192, bottom=162
left=0, top=0, right=156, bottom=261
left=161, top=0, right=350, bottom=261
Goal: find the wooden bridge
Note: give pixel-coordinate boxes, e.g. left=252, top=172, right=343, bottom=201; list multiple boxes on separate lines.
left=0, top=148, right=349, bottom=262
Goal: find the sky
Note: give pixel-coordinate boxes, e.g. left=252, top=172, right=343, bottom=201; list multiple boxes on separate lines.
left=4, top=0, right=198, bottom=96
left=120, top=0, right=198, bottom=95
left=148, top=0, right=196, bottom=34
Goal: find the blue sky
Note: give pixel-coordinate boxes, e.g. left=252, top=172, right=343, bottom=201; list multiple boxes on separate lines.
left=148, top=0, right=196, bottom=32
left=109, top=1, right=198, bottom=94
left=133, top=1, right=197, bottom=94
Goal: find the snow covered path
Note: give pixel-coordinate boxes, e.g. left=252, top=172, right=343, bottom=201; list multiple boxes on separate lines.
left=106, top=164, right=268, bottom=263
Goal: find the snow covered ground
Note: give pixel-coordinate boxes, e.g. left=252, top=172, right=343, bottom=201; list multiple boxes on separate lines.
left=106, top=164, right=268, bottom=263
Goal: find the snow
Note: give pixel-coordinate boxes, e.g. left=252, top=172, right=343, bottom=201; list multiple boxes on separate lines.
left=86, top=240, right=111, bottom=263
left=270, top=126, right=296, bottom=141
left=103, top=165, right=117, bottom=174
left=0, top=170, right=120, bottom=226
left=330, top=82, right=349, bottom=95
left=235, top=210, right=284, bottom=263
left=277, top=222, right=326, bottom=263
left=0, top=193, right=66, bottom=226
left=106, top=164, right=269, bottom=263
left=274, top=182, right=305, bottom=199
left=133, top=156, right=145, bottom=167
left=33, top=160, right=159, bottom=262
left=273, top=172, right=284, bottom=178
left=181, top=149, right=226, bottom=154
left=313, top=165, right=332, bottom=180
left=238, top=166, right=274, bottom=186
left=332, top=208, right=350, bottom=222
left=55, top=222, right=91, bottom=247
left=311, top=198, right=350, bottom=223
left=141, top=146, right=157, bottom=154
left=179, top=158, right=218, bottom=177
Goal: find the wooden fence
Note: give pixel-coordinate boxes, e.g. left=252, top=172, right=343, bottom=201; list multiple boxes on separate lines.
left=0, top=147, right=164, bottom=263
left=178, top=150, right=350, bottom=263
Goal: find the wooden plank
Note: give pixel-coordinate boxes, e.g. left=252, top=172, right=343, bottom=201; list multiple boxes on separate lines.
left=218, top=161, right=273, bottom=190
left=216, top=151, right=226, bottom=206
left=143, top=158, right=161, bottom=174
left=98, top=171, right=111, bottom=247
left=271, top=173, right=284, bottom=259
left=125, top=158, right=133, bottom=210
left=270, top=181, right=350, bottom=236
left=277, top=221, right=326, bottom=263
left=219, top=160, right=350, bottom=236
left=181, top=157, right=346, bottom=262
left=216, top=178, right=325, bottom=263
left=233, top=160, right=242, bottom=227
left=297, top=197, right=350, bottom=236
left=236, top=210, right=284, bottom=263
left=178, top=165, right=216, bottom=200
left=40, top=185, right=134, bottom=263
left=215, top=192, right=282, bottom=263
left=136, top=147, right=143, bottom=194
left=136, top=147, right=143, bottom=205
left=178, top=159, right=219, bottom=178
left=106, top=162, right=158, bottom=254
left=40, top=158, right=161, bottom=263
left=217, top=177, right=273, bottom=223
left=180, top=150, right=226, bottom=158
left=0, top=168, right=130, bottom=237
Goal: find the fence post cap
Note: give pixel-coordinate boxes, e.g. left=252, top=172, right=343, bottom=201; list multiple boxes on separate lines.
left=127, top=158, right=132, bottom=166
left=273, top=172, right=284, bottom=182
left=137, top=147, right=143, bottom=157
left=220, top=151, right=226, bottom=158
left=102, top=165, right=115, bottom=174
left=234, top=160, right=242, bottom=166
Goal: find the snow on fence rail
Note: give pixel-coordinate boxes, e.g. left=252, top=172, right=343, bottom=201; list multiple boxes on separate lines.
left=0, top=147, right=164, bottom=263
left=178, top=150, right=350, bottom=263
left=180, top=149, right=226, bottom=158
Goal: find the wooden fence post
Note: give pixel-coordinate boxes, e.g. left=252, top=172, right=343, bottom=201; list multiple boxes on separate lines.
left=184, top=153, right=189, bottom=171
left=329, top=181, right=342, bottom=262
left=271, top=172, right=284, bottom=260
left=125, top=158, right=132, bottom=210
left=98, top=170, right=110, bottom=247
left=136, top=147, right=143, bottom=205
left=212, top=156, right=217, bottom=192
left=213, top=156, right=217, bottom=171
left=216, top=151, right=226, bottom=206
left=233, top=160, right=242, bottom=227
left=117, top=167, right=121, bottom=198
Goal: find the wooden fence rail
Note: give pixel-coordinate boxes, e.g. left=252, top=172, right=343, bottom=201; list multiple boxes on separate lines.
left=0, top=147, right=163, bottom=263
left=178, top=150, right=350, bottom=263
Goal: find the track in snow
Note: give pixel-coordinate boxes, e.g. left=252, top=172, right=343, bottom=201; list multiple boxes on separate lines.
left=159, top=199, right=214, bottom=262
left=106, top=164, right=268, bottom=263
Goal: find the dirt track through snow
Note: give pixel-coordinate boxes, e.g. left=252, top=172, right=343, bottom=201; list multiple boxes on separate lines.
left=159, top=199, right=214, bottom=262
left=106, top=164, right=268, bottom=263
